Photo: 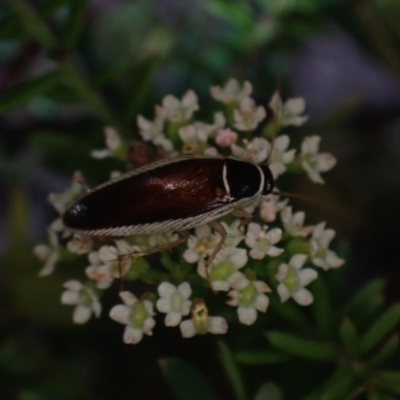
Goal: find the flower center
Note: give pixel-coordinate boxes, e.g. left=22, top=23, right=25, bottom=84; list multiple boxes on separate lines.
left=210, top=259, right=234, bottom=281
left=130, top=302, right=148, bottom=328
left=171, top=291, right=184, bottom=312
left=239, top=282, right=257, bottom=306
left=283, top=267, right=298, bottom=291
left=194, top=237, right=212, bottom=255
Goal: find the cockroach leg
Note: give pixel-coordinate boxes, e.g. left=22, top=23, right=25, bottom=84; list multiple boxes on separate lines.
left=232, top=207, right=253, bottom=233
left=204, top=220, right=227, bottom=282
left=117, top=230, right=190, bottom=263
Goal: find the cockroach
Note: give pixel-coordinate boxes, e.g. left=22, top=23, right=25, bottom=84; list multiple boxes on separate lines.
left=62, top=156, right=275, bottom=265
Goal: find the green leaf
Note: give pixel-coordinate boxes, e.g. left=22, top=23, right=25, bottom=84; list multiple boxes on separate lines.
left=339, top=318, right=361, bottom=358
left=0, top=70, right=60, bottom=113
left=269, top=296, right=308, bottom=330
left=267, top=331, right=335, bottom=361
left=310, top=275, right=334, bottom=337
left=236, top=349, right=292, bottom=364
left=343, top=279, right=385, bottom=316
left=367, top=389, right=399, bottom=400
left=320, top=372, right=358, bottom=400
left=160, top=357, right=220, bottom=400
left=218, top=341, right=247, bottom=400
left=59, top=0, right=87, bottom=49
left=361, top=304, right=400, bottom=353
left=375, top=371, right=400, bottom=395
left=369, top=334, right=399, bottom=366
left=254, top=383, right=282, bottom=400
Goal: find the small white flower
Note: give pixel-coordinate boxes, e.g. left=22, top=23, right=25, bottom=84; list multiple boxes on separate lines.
left=301, top=136, right=337, bottom=184
left=259, top=191, right=288, bottom=223
left=269, top=91, right=309, bottom=127
left=227, top=278, right=271, bottom=325
left=179, top=300, right=228, bottom=337
left=233, top=97, right=266, bottom=131
left=245, top=223, right=283, bottom=259
left=179, top=124, right=211, bottom=155
left=137, top=114, right=173, bottom=152
left=148, top=231, right=179, bottom=248
left=310, top=222, right=344, bottom=270
left=85, top=240, right=134, bottom=289
left=210, top=78, right=252, bottom=104
left=220, top=220, right=245, bottom=248
left=276, top=254, right=318, bottom=306
left=156, top=282, right=192, bottom=326
left=48, top=172, right=86, bottom=215
left=231, top=137, right=270, bottom=164
left=61, top=280, right=101, bottom=324
left=215, top=128, right=238, bottom=147
left=90, top=126, right=123, bottom=159
left=67, top=234, right=94, bottom=255
left=268, top=135, right=296, bottom=179
left=197, top=247, right=248, bottom=291
left=183, top=225, right=220, bottom=264
left=159, top=90, right=199, bottom=123
left=109, top=291, right=155, bottom=345
left=280, top=206, right=313, bottom=237
left=33, top=219, right=66, bottom=276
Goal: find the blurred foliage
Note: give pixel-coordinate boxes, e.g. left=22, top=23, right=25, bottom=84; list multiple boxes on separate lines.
left=2, top=0, right=400, bottom=399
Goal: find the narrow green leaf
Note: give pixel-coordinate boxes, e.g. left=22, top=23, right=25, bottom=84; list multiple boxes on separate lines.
left=361, top=304, right=400, bottom=353
left=310, top=275, right=334, bottom=337
left=305, top=368, right=348, bottom=400
left=0, top=71, right=60, bottom=113
left=343, top=279, right=385, bottom=315
left=254, top=383, right=282, bottom=400
left=367, top=389, right=399, bottom=400
left=375, top=371, right=400, bottom=395
left=160, top=357, right=220, bottom=400
left=267, top=331, right=335, bottom=361
left=369, top=334, right=399, bottom=366
left=269, top=297, right=308, bottom=330
left=320, top=373, right=358, bottom=400
left=218, top=341, right=247, bottom=400
left=339, top=318, right=361, bottom=357
left=236, top=349, right=292, bottom=365
left=10, top=0, right=56, bottom=50
left=59, top=0, right=86, bottom=49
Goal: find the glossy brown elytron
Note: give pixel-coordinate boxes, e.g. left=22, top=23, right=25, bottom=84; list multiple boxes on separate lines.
left=62, top=156, right=274, bottom=237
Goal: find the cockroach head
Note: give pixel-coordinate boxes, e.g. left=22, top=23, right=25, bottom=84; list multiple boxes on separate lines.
left=260, top=164, right=274, bottom=197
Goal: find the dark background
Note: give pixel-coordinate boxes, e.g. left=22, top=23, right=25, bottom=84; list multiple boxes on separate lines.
left=1, top=0, right=400, bottom=399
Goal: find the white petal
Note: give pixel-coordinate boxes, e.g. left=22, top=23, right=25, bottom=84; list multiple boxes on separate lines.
left=157, top=282, right=176, bottom=298
left=180, top=320, right=196, bottom=338
left=253, top=280, right=271, bottom=293
left=156, top=298, right=172, bottom=313
left=165, top=311, right=182, bottom=327
left=312, top=257, right=330, bottom=270
left=177, top=282, right=192, bottom=299
left=255, top=294, right=269, bottom=312
left=292, top=288, right=314, bottom=306
left=282, top=149, right=296, bottom=163
left=301, top=136, right=320, bottom=155
left=249, top=249, right=265, bottom=260
left=277, top=283, right=290, bottom=302
left=92, top=301, right=102, bottom=318
left=109, top=305, right=130, bottom=324
left=284, top=97, right=305, bottom=116
left=269, top=91, right=282, bottom=114
left=298, top=268, right=318, bottom=286
left=208, top=317, right=228, bottom=334
left=320, top=229, right=336, bottom=247
left=183, top=249, right=200, bottom=264
left=312, top=222, right=326, bottom=240
left=33, top=244, right=51, bottom=260
left=269, top=162, right=286, bottom=179
left=326, top=250, right=345, bottom=268
left=290, top=254, right=308, bottom=270
left=276, top=263, right=289, bottom=281
left=90, top=149, right=111, bottom=159
left=181, top=300, right=192, bottom=316
left=268, top=228, right=282, bottom=244
left=226, top=290, right=240, bottom=306
left=211, top=280, right=230, bottom=291
left=61, top=290, right=79, bottom=305
left=316, top=153, right=337, bottom=172
left=123, top=326, right=143, bottom=344
left=39, top=251, right=59, bottom=276
left=238, top=306, right=257, bottom=325
left=63, top=280, right=83, bottom=291
left=229, top=248, right=248, bottom=268
left=143, top=317, right=156, bottom=334
left=73, top=305, right=91, bottom=324
left=119, top=291, right=137, bottom=306
left=266, top=246, right=284, bottom=257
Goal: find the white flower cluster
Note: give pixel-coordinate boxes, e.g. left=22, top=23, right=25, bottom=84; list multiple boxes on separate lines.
left=33, top=79, right=344, bottom=344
